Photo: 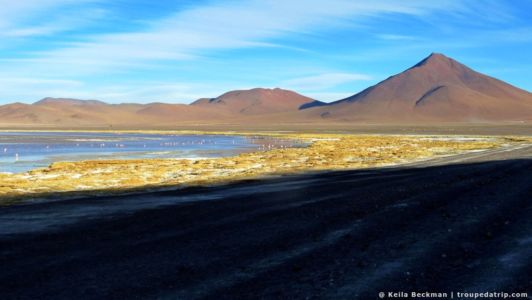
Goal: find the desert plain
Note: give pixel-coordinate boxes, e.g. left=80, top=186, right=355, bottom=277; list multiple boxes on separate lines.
left=0, top=52, right=531, bottom=299
left=0, top=125, right=531, bottom=299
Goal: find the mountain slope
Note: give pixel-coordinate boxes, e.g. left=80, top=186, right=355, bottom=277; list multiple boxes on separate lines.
left=306, top=53, right=532, bottom=122
left=0, top=89, right=316, bottom=127
left=1, top=54, right=531, bottom=128
left=136, top=103, right=232, bottom=121
left=191, top=88, right=316, bottom=115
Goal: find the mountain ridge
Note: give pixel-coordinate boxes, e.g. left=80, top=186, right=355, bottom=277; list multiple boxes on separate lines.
left=305, top=53, right=532, bottom=122
left=1, top=53, right=531, bottom=127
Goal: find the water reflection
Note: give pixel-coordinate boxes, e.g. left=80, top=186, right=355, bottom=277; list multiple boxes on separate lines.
left=0, top=132, right=305, bottom=174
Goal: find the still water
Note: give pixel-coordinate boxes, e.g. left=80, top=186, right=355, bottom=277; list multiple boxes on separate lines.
left=0, top=132, right=300, bottom=174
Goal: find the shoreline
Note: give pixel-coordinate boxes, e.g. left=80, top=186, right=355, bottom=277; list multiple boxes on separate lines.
left=1, top=131, right=531, bottom=205
left=1, top=146, right=531, bottom=298
left=0, top=133, right=301, bottom=174
left=1, top=123, right=531, bottom=136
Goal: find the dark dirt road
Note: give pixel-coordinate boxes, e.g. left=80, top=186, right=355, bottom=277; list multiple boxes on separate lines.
left=0, top=145, right=531, bottom=299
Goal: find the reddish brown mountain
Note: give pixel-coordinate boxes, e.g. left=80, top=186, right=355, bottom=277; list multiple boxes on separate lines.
left=306, top=53, right=532, bottom=122
left=136, top=102, right=232, bottom=121
left=0, top=99, right=110, bottom=126
left=191, top=88, right=316, bottom=115
left=0, top=54, right=531, bottom=127
left=0, top=98, right=225, bottom=127
left=0, top=89, right=316, bottom=127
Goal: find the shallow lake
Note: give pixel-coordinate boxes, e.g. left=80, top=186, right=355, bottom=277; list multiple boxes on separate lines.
left=0, top=132, right=301, bottom=174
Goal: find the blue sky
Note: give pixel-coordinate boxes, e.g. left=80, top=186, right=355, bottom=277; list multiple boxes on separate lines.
left=0, top=0, right=530, bottom=104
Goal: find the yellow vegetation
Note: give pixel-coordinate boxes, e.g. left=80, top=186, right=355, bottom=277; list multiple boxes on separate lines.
left=0, top=133, right=526, bottom=203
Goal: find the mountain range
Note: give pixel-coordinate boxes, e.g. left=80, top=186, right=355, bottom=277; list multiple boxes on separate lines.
left=1, top=53, right=531, bottom=128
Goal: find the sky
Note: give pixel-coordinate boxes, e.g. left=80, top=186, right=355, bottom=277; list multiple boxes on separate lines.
left=0, top=0, right=531, bottom=104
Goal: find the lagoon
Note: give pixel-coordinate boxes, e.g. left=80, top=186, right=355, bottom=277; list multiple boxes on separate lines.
left=0, top=131, right=297, bottom=173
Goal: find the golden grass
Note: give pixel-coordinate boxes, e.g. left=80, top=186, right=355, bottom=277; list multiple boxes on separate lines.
left=0, top=133, right=528, bottom=203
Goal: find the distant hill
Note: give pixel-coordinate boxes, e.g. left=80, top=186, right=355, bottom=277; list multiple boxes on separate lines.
left=34, top=97, right=108, bottom=106
left=0, top=89, right=316, bottom=127
left=304, top=53, right=532, bottom=122
left=135, top=102, right=233, bottom=121
left=0, top=54, right=530, bottom=128
left=190, top=88, right=316, bottom=115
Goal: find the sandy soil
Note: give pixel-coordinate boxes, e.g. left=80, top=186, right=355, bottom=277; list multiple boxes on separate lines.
left=0, top=143, right=530, bottom=299
left=1, top=123, right=531, bottom=135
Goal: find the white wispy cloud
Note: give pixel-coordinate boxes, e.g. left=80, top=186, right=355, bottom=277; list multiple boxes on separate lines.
left=0, top=77, right=82, bottom=86
left=283, top=73, right=372, bottom=91
left=4, top=0, right=523, bottom=103
left=0, top=78, right=235, bottom=104
left=78, top=83, right=223, bottom=103
left=6, top=0, right=465, bottom=73
left=304, top=92, right=356, bottom=102
left=376, top=34, right=418, bottom=41
left=0, top=0, right=102, bottom=38
left=0, top=77, right=84, bottom=102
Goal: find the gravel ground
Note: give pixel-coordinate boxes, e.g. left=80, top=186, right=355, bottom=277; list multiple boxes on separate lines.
left=0, top=144, right=530, bottom=299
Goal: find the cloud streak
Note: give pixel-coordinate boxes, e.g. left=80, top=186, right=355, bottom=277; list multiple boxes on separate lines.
left=283, top=73, right=372, bottom=91
left=0, top=0, right=102, bottom=39
left=7, top=0, right=466, bottom=73
left=1, top=0, right=530, bottom=103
